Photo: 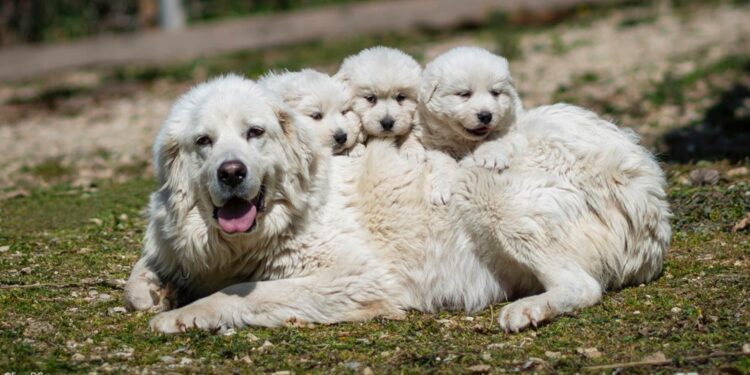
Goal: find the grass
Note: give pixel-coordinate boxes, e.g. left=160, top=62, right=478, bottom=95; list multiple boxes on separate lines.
left=0, top=167, right=748, bottom=373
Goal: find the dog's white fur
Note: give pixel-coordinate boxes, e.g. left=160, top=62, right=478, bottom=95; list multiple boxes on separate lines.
left=419, top=47, right=525, bottom=204
left=259, top=69, right=363, bottom=155
left=125, top=71, right=670, bottom=334
left=335, top=47, right=425, bottom=160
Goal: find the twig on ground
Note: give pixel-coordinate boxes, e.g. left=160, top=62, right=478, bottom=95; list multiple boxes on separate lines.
left=0, top=279, right=124, bottom=290
left=584, top=351, right=749, bottom=371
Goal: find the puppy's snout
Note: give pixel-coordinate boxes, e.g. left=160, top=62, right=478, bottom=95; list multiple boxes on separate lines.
left=217, top=160, right=247, bottom=188
left=477, top=111, right=493, bottom=125
left=333, top=130, right=348, bottom=145
left=380, top=116, right=395, bottom=131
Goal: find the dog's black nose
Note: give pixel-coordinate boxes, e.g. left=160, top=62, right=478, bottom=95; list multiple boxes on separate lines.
left=333, top=130, right=348, bottom=145
left=477, top=111, right=493, bottom=124
left=380, top=116, right=395, bottom=131
left=217, top=160, right=247, bottom=187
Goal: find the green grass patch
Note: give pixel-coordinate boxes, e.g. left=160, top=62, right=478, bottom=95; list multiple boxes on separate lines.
left=0, top=163, right=748, bottom=373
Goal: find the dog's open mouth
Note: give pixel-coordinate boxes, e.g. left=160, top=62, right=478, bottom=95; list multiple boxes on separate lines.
left=213, top=186, right=266, bottom=234
left=465, top=126, right=492, bottom=137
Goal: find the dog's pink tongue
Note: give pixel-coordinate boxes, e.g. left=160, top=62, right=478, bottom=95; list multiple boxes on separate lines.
left=217, top=199, right=257, bottom=233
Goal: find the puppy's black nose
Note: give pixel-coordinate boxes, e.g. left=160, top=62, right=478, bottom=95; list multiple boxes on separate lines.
left=217, top=160, right=247, bottom=187
left=333, top=130, right=348, bottom=145
left=477, top=111, right=493, bottom=124
left=380, top=116, right=395, bottom=131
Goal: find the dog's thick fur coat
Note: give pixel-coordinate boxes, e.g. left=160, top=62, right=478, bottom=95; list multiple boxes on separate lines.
left=125, top=72, right=670, bottom=333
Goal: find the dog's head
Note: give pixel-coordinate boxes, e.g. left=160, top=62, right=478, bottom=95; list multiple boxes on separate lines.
left=419, top=47, right=523, bottom=141
left=153, top=74, right=321, bottom=237
left=335, top=46, right=422, bottom=138
left=260, top=69, right=362, bottom=155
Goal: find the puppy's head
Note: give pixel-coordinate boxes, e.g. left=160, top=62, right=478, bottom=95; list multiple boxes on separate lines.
left=154, top=74, right=319, bottom=236
left=419, top=47, right=523, bottom=141
left=260, top=69, right=362, bottom=155
left=336, top=46, right=421, bottom=138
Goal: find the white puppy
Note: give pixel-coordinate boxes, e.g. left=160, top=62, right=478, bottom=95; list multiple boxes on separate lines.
left=419, top=47, right=524, bottom=203
left=260, top=69, right=363, bottom=155
left=335, top=46, right=424, bottom=160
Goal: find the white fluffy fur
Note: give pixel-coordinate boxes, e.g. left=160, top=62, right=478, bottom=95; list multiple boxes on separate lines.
left=259, top=69, right=363, bottom=155
left=125, top=69, right=670, bottom=334
left=336, top=46, right=425, bottom=160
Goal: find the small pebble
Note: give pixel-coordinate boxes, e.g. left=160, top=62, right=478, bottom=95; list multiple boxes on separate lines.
left=577, top=347, right=602, bottom=359
left=670, top=307, right=682, bottom=314
left=20, top=267, right=32, bottom=274
left=545, top=350, right=561, bottom=359
left=742, top=343, right=750, bottom=354
left=362, top=367, right=374, bottom=375
left=467, top=364, right=491, bottom=373
left=71, top=353, right=85, bottom=362
left=0, top=245, right=9, bottom=252
left=160, top=355, right=176, bottom=364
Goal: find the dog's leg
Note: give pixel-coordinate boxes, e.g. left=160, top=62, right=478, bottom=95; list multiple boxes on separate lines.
left=497, top=261, right=602, bottom=333
left=124, top=257, right=175, bottom=312
left=459, top=132, right=526, bottom=172
left=399, top=131, right=426, bottom=162
left=149, top=273, right=399, bottom=333
left=428, top=150, right=459, bottom=205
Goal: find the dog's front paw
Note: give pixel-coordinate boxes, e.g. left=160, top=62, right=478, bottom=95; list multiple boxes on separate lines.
left=459, top=150, right=510, bottom=172
left=497, top=296, right=555, bottom=333
left=150, top=303, right=225, bottom=334
left=347, top=143, right=366, bottom=157
left=430, top=180, right=452, bottom=205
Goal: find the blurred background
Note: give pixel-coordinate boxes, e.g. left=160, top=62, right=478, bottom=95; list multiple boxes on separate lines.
left=0, top=0, right=748, bottom=195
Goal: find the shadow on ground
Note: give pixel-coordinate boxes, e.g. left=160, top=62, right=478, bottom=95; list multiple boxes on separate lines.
left=661, top=68, right=750, bottom=162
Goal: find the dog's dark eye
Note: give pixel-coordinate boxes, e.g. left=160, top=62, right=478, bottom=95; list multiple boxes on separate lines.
left=310, top=112, right=323, bottom=120
left=457, top=91, right=472, bottom=98
left=195, top=135, right=212, bottom=146
left=246, top=126, right=265, bottom=139
left=490, top=89, right=502, bottom=97
left=365, top=95, right=377, bottom=104
left=395, top=93, right=406, bottom=103
left=342, top=109, right=351, bottom=115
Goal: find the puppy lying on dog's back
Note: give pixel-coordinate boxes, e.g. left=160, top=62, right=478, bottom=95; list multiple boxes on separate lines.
left=419, top=47, right=525, bottom=204
left=260, top=69, right=364, bottom=155
left=335, top=46, right=425, bottom=160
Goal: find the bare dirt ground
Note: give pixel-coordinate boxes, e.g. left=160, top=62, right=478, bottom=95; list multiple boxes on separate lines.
left=0, top=1, right=748, bottom=192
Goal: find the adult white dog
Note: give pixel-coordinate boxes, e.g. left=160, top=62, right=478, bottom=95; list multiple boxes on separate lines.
left=124, top=72, right=670, bottom=334
left=259, top=69, right=363, bottom=155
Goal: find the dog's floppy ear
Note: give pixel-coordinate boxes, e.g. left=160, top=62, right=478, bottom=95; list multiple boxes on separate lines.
left=153, top=126, right=195, bottom=222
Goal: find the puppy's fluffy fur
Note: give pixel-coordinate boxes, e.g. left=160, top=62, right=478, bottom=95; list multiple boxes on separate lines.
left=336, top=46, right=424, bottom=159
left=125, top=69, right=670, bottom=334
left=419, top=47, right=525, bottom=204
left=260, top=69, right=363, bottom=155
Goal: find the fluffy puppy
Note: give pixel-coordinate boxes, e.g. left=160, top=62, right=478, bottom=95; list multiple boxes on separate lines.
left=260, top=69, right=363, bottom=155
left=418, top=47, right=524, bottom=203
left=335, top=46, right=424, bottom=160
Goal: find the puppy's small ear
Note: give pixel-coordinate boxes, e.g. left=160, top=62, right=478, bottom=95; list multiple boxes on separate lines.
left=419, top=72, right=440, bottom=104
left=273, top=102, right=294, bottom=136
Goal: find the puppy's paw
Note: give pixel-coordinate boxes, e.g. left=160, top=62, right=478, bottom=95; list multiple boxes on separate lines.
left=430, top=180, right=452, bottom=205
left=497, top=297, right=555, bottom=333
left=348, top=143, right=366, bottom=158
left=401, top=143, right=426, bottom=163
left=459, top=150, right=510, bottom=172
left=150, top=303, right=225, bottom=334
